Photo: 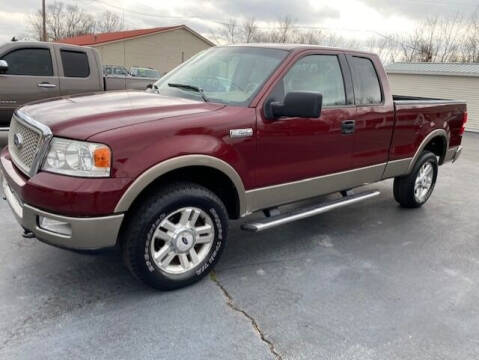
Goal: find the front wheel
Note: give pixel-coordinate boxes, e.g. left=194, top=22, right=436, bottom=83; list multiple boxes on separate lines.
left=393, top=151, right=438, bottom=208
left=121, top=182, right=228, bottom=290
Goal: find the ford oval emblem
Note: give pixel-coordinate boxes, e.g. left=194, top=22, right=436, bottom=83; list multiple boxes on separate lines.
left=13, top=133, right=23, bottom=150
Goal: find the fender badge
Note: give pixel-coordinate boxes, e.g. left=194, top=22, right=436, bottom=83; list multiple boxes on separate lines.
left=229, top=128, right=253, bottom=138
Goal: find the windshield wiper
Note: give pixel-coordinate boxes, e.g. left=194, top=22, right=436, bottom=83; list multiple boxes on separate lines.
left=168, top=83, right=208, bottom=102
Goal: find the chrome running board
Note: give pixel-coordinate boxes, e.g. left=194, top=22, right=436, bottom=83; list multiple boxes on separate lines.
left=241, top=190, right=380, bottom=232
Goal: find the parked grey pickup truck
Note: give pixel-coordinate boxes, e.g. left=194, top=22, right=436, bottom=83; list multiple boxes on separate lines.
left=0, top=41, right=157, bottom=146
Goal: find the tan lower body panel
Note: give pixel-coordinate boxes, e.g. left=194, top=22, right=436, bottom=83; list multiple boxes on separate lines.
left=245, top=163, right=388, bottom=214
left=381, top=158, right=412, bottom=179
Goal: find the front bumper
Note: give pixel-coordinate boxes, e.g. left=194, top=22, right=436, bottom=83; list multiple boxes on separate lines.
left=1, top=161, right=124, bottom=251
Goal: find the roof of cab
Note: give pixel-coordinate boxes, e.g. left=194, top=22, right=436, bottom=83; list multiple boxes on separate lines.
left=224, top=43, right=377, bottom=57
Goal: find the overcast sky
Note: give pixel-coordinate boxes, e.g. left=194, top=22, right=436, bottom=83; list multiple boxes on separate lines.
left=0, top=0, right=477, bottom=44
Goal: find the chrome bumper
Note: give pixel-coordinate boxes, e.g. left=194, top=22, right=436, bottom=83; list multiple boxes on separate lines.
left=444, top=146, right=463, bottom=163
left=1, top=172, right=124, bottom=250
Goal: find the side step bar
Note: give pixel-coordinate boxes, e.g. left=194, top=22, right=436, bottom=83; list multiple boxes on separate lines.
left=241, top=190, right=380, bottom=232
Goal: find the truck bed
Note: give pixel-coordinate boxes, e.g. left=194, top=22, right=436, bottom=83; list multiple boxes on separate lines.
left=393, top=94, right=466, bottom=105
left=391, top=95, right=467, bottom=158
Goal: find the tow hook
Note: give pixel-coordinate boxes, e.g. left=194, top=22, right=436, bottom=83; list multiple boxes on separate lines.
left=22, top=230, right=35, bottom=239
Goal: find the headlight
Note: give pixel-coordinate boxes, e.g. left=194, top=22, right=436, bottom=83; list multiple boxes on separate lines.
left=42, top=138, right=111, bottom=177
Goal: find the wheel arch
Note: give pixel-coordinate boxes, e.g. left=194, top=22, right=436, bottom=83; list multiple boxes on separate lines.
left=407, top=129, right=449, bottom=173
left=114, top=155, right=247, bottom=219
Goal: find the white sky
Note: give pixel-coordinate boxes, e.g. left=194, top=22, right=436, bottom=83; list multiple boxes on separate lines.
left=0, top=0, right=476, bottom=44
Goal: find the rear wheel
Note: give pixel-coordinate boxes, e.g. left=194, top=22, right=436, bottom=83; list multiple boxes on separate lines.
left=393, top=151, right=438, bottom=208
left=121, top=182, right=228, bottom=290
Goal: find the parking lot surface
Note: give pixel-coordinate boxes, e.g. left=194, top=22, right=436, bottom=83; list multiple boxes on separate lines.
left=1, top=133, right=478, bottom=360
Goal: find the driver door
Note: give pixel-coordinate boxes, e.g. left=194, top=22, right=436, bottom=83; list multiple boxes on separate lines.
left=254, top=51, right=356, bottom=190
left=0, top=45, right=59, bottom=127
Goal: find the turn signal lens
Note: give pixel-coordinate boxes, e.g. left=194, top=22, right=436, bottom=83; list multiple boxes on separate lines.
left=94, top=147, right=111, bottom=168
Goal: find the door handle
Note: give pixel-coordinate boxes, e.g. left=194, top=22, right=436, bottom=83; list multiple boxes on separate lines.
left=341, top=120, right=355, bottom=135
left=37, top=82, right=57, bottom=88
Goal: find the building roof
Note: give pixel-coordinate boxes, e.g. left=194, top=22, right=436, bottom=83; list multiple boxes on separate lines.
left=386, top=62, right=479, bottom=78
left=56, top=25, right=214, bottom=46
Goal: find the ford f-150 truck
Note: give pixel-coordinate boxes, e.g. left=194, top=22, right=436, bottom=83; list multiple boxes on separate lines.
left=0, top=44, right=466, bottom=290
left=0, top=41, right=157, bottom=146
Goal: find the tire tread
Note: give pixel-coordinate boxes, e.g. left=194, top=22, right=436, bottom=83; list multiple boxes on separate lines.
left=393, top=151, right=438, bottom=208
left=121, top=181, right=228, bottom=290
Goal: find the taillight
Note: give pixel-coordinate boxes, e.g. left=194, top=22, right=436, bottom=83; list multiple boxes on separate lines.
left=460, top=112, right=468, bottom=135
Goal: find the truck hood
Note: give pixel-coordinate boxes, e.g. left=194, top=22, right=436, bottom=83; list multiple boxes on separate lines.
left=20, top=91, right=225, bottom=140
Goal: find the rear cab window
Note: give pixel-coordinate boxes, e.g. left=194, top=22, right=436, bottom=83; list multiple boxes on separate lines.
left=60, top=50, right=90, bottom=78
left=349, top=56, right=382, bottom=105
left=1, top=48, right=53, bottom=76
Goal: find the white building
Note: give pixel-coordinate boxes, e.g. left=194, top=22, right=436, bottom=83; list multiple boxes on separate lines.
left=386, top=63, right=479, bottom=132
left=58, top=25, right=214, bottom=75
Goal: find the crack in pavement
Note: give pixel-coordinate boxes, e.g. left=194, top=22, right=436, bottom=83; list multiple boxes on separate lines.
left=210, top=271, right=283, bottom=360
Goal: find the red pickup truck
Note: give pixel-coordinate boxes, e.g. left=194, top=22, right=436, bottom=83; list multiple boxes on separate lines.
left=0, top=45, right=466, bottom=290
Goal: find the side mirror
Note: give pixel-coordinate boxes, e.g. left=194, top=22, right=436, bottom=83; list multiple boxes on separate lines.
left=0, top=60, right=8, bottom=74
left=265, top=92, right=323, bottom=120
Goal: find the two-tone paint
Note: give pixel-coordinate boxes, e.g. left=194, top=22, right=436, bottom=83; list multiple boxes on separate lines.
left=0, top=45, right=466, bottom=250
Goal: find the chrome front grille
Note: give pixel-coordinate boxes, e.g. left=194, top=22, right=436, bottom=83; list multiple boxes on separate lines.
left=8, top=111, right=52, bottom=177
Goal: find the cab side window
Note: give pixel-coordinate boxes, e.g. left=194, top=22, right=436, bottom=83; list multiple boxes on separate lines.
left=270, top=55, right=347, bottom=107
left=350, top=56, right=382, bottom=105
left=60, top=50, right=90, bottom=78
left=1, top=48, right=53, bottom=76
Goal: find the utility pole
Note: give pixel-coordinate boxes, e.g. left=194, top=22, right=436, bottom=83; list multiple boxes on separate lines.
left=42, top=0, right=47, bottom=41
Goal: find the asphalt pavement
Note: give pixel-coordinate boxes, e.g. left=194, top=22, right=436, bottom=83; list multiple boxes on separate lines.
left=1, top=133, right=478, bottom=360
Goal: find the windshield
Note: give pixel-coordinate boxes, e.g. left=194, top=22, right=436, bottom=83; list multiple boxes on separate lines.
left=153, top=47, right=288, bottom=106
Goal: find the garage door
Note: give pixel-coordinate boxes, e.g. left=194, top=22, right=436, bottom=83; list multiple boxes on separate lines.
left=387, top=73, right=479, bottom=132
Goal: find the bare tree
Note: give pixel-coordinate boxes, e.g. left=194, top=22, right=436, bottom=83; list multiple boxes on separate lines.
left=462, top=9, right=479, bottom=62
left=30, top=1, right=95, bottom=40
left=211, top=12, right=475, bottom=64
left=242, top=17, right=258, bottom=43
left=96, top=11, right=125, bottom=33
left=364, top=35, right=401, bottom=64
left=437, top=15, right=463, bottom=62
left=291, top=29, right=322, bottom=45
left=30, top=1, right=125, bottom=41
left=272, top=16, right=295, bottom=43
left=394, top=15, right=464, bottom=63
left=220, top=18, right=240, bottom=44
left=215, top=17, right=260, bottom=44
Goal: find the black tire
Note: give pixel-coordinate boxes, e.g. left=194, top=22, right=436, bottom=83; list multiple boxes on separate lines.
left=121, top=182, right=228, bottom=290
left=393, top=151, right=438, bottom=208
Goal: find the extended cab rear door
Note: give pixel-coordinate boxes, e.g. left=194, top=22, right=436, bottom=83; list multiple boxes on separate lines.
left=346, top=54, right=395, bottom=169
left=54, top=45, right=103, bottom=96
left=0, top=44, right=60, bottom=127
